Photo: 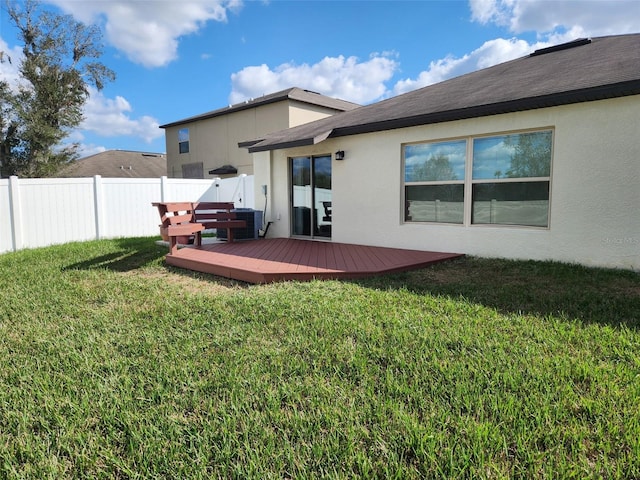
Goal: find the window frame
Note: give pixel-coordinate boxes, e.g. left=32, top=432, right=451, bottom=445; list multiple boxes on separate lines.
left=289, top=154, right=333, bottom=239
left=402, top=128, right=554, bottom=229
left=403, top=137, right=468, bottom=225
left=178, top=128, right=190, bottom=154
left=179, top=141, right=190, bottom=154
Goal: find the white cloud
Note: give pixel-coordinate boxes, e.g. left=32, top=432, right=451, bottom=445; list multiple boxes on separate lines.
left=469, top=0, right=506, bottom=25
left=229, top=54, right=399, bottom=105
left=0, top=39, right=25, bottom=90
left=81, top=88, right=163, bottom=144
left=76, top=144, right=108, bottom=160
left=48, top=0, right=242, bottom=67
left=469, top=0, right=640, bottom=36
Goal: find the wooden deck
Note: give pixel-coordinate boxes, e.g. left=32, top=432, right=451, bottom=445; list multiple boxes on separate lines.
left=164, top=238, right=463, bottom=284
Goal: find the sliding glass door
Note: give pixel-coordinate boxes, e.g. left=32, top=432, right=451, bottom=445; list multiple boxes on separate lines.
left=291, top=155, right=332, bottom=238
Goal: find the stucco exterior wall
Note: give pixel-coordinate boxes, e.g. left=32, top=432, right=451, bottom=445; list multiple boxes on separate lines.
left=288, top=102, right=351, bottom=127
left=258, top=96, right=640, bottom=270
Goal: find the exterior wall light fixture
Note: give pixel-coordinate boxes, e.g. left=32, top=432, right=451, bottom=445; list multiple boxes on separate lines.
left=335, top=150, right=345, bottom=161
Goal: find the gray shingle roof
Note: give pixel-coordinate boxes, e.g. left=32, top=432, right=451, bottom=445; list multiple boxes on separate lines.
left=246, top=34, right=640, bottom=153
left=159, top=87, right=360, bottom=129
left=55, top=150, right=166, bottom=178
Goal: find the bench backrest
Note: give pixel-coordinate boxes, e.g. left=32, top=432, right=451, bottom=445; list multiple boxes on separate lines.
left=152, top=202, right=196, bottom=227
left=192, top=202, right=237, bottom=224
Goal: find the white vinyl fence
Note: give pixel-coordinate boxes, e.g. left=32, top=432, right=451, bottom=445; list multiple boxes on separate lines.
left=0, top=175, right=255, bottom=253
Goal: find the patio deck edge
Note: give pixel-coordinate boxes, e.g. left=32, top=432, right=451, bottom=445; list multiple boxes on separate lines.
left=164, top=240, right=464, bottom=284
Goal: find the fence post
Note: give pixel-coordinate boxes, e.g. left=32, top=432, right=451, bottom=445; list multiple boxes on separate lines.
left=160, top=176, right=168, bottom=202
left=93, top=175, right=105, bottom=239
left=214, top=177, right=221, bottom=202
left=8, top=176, right=23, bottom=252
left=240, top=174, right=247, bottom=207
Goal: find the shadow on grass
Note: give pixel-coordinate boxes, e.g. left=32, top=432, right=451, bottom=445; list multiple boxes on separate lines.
left=62, top=237, right=167, bottom=272
left=62, top=237, right=248, bottom=288
left=354, top=256, right=640, bottom=330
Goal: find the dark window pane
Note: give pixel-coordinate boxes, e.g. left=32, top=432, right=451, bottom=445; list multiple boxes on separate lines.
left=472, top=181, right=549, bottom=226
left=179, top=141, right=189, bottom=154
left=292, top=157, right=311, bottom=236
left=313, top=155, right=332, bottom=238
left=313, top=155, right=331, bottom=190
left=291, top=156, right=311, bottom=187
left=405, top=185, right=464, bottom=223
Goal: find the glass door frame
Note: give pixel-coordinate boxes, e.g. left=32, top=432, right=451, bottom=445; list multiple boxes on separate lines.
left=290, top=154, right=332, bottom=239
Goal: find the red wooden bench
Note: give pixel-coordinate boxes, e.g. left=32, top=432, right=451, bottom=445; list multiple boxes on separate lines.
left=192, top=202, right=247, bottom=243
left=152, top=202, right=246, bottom=255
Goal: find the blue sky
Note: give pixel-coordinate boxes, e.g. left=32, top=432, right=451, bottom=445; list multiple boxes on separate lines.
left=1, top=0, right=638, bottom=158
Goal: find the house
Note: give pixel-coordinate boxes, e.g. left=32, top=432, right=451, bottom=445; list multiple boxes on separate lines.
left=55, top=150, right=166, bottom=178
left=243, top=34, right=640, bottom=270
left=159, top=87, right=360, bottom=179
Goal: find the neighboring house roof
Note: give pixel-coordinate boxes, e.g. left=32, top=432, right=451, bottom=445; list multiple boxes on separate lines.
left=245, top=34, right=640, bottom=153
left=55, top=150, right=167, bottom=178
left=159, top=87, right=361, bottom=129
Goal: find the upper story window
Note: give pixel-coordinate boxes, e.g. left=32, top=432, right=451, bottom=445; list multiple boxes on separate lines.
left=178, top=128, right=190, bottom=154
left=403, top=129, right=553, bottom=228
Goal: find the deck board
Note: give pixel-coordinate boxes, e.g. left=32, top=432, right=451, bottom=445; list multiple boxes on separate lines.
left=163, top=238, right=463, bottom=284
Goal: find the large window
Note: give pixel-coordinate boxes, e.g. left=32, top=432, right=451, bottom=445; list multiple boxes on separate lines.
left=471, top=131, right=552, bottom=227
left=404, top=140, right=466, bottom=224
left=178, top=128, right=190, bottom=154
left=403, top=129, right=553, bottom=228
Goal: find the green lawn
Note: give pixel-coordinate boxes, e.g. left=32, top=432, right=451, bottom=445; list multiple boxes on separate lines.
left=0, top=237, right=638, bottom=479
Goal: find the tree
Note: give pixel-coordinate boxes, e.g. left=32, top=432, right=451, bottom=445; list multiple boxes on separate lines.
left=504, top=131, right=552, bottom=178
left=413, top=153, right=458, bottom=181
left=0, top=80, right=19, bottom=171
left=0, top=0, right=115, bottom=177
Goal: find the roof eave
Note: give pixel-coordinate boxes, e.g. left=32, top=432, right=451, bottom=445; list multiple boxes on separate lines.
left=248, top=138, right=316, bottom=153
left=248, top=130, right=333, bottom=153
left=160, top=90, right=297, bottom=129
left=159, top=100, right=271, bottom=128
left=238, top=139, right=263, bottom=148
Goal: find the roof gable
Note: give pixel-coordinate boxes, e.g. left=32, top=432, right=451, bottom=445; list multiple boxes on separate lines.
left=247, top=34, right=640, bottom=153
